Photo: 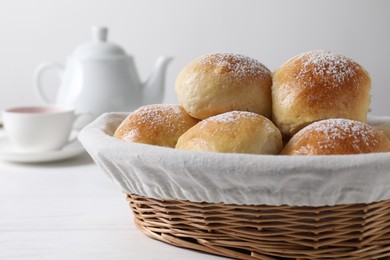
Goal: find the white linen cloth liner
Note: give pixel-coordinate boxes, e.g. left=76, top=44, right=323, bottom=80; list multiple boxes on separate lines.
left=78, top=112, right=390, bottom=207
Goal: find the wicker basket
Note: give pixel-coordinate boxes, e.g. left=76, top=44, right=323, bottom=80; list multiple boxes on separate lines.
left=127, top=194, right=390, bottom=260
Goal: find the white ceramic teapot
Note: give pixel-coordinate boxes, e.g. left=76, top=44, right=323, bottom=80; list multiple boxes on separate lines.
left=33, top=26, right=173, bottom=118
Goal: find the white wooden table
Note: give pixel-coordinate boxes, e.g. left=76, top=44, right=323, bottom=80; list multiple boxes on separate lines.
left=0, top=129, right=225, bottom=260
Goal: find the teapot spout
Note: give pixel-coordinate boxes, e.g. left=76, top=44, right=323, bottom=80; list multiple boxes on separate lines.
left=142, top=56, right=173, bottom=104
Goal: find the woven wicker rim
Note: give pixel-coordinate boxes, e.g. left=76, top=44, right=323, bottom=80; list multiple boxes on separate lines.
left=127, top=193, right=390, bottom=260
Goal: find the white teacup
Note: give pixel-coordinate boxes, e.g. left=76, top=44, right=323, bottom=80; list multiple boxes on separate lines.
left=2, top=106, right=85, bottom=152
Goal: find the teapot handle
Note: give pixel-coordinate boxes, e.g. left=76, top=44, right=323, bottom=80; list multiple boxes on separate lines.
left=33, top=61, right=64, bottom=104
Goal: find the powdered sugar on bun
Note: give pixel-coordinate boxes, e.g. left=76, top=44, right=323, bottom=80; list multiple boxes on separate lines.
left=201, top=111, right=259, bottom=125
left=287, top=50, right=364, bottom=87
left=300, top=118, right=377, bottom=149
left=176, top=111, right=283, bottom=155
left=113, top=104, right=199, bottom=148
left=200, top=111, right=275, bottom=133
left=272, top=50, right=371, bottom=137
left=282, top=118, right=390, bottom=155
left=125, top=104, right=183, bottom=135
left=176, top=53, right=273, bottom=119
left=197, top=53, right=271, bottom=80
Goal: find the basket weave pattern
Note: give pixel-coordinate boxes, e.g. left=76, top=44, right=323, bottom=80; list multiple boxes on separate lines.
left=127, top=193, right=390, bottom=259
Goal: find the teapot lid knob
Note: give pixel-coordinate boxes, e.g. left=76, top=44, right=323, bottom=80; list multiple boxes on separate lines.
left=92, top=26, right=108, bottom=42
left=71, top=26, right=127, bottom=60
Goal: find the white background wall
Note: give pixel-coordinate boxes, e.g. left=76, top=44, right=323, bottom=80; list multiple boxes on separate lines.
left=0, top=0, right=389, bottom=115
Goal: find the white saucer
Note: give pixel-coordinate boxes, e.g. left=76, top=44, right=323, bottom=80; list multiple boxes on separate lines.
left=0, top=134, right=85, bottom=163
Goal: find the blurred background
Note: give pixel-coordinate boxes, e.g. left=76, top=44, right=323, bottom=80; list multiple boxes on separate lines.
left=0, top=0, right=389, bottom=115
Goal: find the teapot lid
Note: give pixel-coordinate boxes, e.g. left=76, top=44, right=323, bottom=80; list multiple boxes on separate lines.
left=71, top=26, right=128, bottom=60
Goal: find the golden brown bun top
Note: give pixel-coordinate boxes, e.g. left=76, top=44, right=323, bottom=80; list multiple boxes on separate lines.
left=275, top=50, right=370, bottom=95
left=113, top=104, right=199, bottom=148
left=272, top=50, right=371, bottom=136
left=282, top=118, right=390, bottom=155
left=176, top=111, right=283, bottom=155
left=190, top=53, right=271, bottom=81
left=175, top=53, right=273, bottom=119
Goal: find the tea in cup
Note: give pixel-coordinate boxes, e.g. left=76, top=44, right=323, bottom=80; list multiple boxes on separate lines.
left=2, top=106, right=85, bottom=152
